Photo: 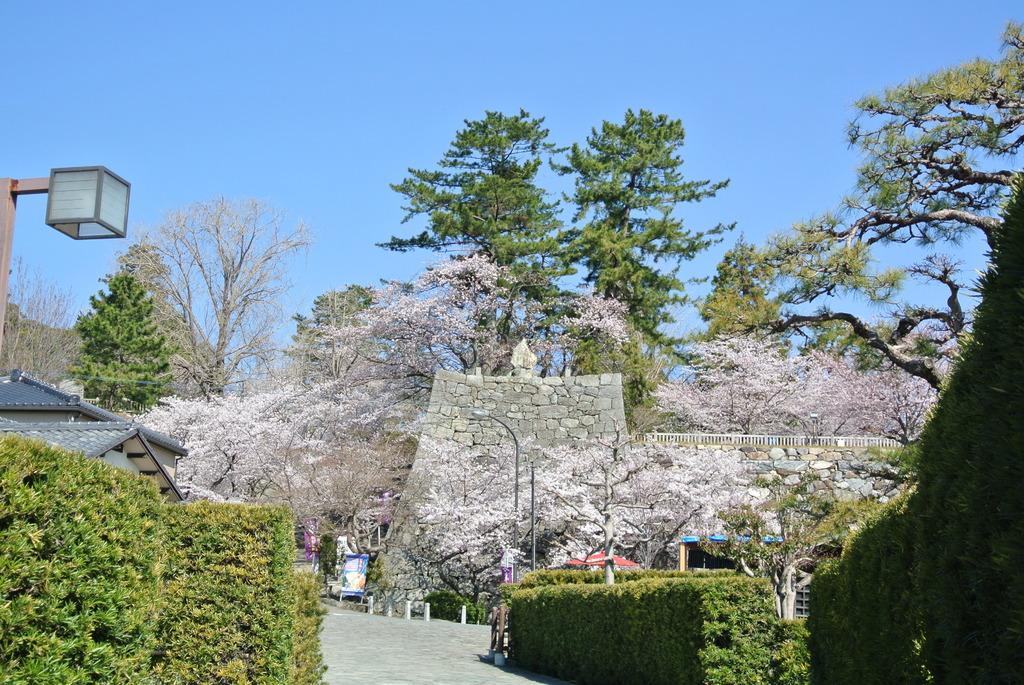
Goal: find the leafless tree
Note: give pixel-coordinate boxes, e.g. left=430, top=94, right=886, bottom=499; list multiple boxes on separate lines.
left=125, top=198, right=309, bottom=396
left=1, top=258, right=79, bottom=382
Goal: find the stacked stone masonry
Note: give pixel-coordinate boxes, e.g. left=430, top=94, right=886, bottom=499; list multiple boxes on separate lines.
left=709, top=444, right=904, bottom=503
left=420, top=368, right=627, bottom=451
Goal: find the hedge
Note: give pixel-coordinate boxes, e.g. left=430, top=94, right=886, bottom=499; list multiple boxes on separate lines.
left=808, top=495, right=928, bottom=684
left=290, top=571, right=327, bottom=685
left=0, top=436, right=164, bottom=684
left=152, top=501, right=296, bottom=684
left=517, top=568, right=736, bottom=588
left=772, top=621, right=810, bottom=685
left=910, top=177, right=1024, bottom=681
left=422, top=589, right=487, bottom=623
left=509, top=576, right=781, bottom=685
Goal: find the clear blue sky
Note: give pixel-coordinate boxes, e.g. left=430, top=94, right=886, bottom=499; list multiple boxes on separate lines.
left=2, top=1, right=1018, bottom=342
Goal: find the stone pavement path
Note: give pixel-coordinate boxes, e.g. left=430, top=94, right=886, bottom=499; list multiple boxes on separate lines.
left=320, top=609, right=569, bottom=685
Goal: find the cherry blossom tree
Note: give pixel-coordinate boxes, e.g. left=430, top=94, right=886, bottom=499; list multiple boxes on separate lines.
left=656, top=335, right=937, bottom=442
left=535, top=438, right=748, bottom=584
left=310, top=254, right=628, bottom=397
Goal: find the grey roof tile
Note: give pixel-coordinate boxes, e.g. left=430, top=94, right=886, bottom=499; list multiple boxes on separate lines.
left=0, top=421, right=137, bottom=457
left=0, top=370, right=186, bottom=454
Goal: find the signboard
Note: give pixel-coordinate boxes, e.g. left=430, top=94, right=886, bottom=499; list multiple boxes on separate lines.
left=500, top=548, right=515, bottom=583
left=340, top=554, right=370, bottom=597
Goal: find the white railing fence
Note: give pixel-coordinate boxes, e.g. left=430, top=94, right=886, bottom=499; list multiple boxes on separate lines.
left=640, top=432, right=901, bottom=449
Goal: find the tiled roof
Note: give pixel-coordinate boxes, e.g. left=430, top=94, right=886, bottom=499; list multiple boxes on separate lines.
left=0, top=421, right=139, bottom=458
left=0, top=370, right=186, bottom=454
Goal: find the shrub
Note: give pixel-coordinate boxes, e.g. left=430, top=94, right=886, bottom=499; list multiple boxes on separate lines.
left=318, top=533, right=337, bottom=578
left=290, top=571, right=326, bottom=685
left=0, top=436, right=163, bottom=684
left=517, top=568, right=735, bottom=588
left=509, top=575, right=778, bottom=685
left=808, top=495, right=928, bottom=684
left=910, top=178, right=1024, bottom=681
left=772, top=621, right=810, bottom=685
left=152, top=501, right=295, bottom=684
left=423, top=589, right=486, bottom=623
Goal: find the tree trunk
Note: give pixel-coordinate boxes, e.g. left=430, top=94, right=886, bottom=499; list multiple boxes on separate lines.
left=603, top=512, right=615, bottom=585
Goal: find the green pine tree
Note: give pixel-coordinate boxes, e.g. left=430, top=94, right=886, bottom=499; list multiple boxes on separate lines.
left=557, top=108, right=731, bottom=344
left=698, top=237, right=780, bottom=338
left=379, top=109, right=567, bottom=299
left=72, top=272, right=173, bottom=409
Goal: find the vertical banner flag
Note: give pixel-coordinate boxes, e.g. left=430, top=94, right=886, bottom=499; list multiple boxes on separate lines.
left=340, top=554, right=370, bottom=597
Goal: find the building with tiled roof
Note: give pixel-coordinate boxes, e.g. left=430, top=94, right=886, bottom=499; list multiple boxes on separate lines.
left=0, top=370, right=184, bottom=501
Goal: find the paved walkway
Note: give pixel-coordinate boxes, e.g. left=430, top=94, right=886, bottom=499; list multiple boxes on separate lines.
left=320, top=609, right=569, bottom=685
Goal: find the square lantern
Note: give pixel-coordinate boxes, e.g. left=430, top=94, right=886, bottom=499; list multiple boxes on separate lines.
left=45, top=166, right=130, bottom=239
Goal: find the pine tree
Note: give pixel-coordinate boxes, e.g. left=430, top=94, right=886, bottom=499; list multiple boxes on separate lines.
left=557, top=108, right=730, bottom=344
left=379, top=109, right=566, bottom=300
left=698, top=237, right=780, bottom=338
left=72, top=272, right=173, bottom=409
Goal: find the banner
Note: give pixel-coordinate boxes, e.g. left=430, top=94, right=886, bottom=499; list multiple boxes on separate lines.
left=340, top=554, right=370, bottom=597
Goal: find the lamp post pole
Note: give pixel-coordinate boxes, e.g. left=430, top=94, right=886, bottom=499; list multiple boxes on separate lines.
left=470, top=408, right=537, bottom=572
left=0, top=177, right=50, bottom=356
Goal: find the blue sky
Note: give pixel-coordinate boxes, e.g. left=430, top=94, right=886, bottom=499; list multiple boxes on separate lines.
left=2, top=1, right=1018, bottom=342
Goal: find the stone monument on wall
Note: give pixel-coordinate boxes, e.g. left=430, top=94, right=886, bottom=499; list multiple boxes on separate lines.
left=418, top=341, right=626, bottom=453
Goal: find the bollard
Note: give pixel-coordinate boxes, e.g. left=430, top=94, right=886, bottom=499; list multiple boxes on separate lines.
left=460, top=605, right=467, bottom=624
left=386, top=602, right=393, bottom=617
left=424, top=602, right=430, bottom=622
left=367, top=596, right=374, bottom=615
left=404, top=600, right=411, bottom=620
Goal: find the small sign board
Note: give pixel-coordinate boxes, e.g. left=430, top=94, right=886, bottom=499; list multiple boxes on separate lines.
left=340, top=554, right=370, bottom=597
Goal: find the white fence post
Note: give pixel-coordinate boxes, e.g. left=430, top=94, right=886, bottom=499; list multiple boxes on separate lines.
left=404, top=600, right=411, bottom=620
left=367, top=596, right=374, bottom=615
left=424, top=602, right=430, bottom=622
left=460, top=605, right=467, bottom=624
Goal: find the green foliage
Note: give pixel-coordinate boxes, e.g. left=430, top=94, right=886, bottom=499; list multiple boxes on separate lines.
left=71, top=271, right=173, bottom=408
left=808, top=495, right=927, bottom=684
left=772, top=621, right=810, bottom=685
left=0, top=436, right=163, bottom=684
left=517, top=568, right=735, bottom=588
left=289, top=571, right=326, bottom=685
left=152, top=501, right=296, bottom=685
left=557, top=108, right=730, bottom=344
left=422, top=590, right=486, bottom=623
left=699, top=237, right=780, bottom=338
left=911, top=175, right=1024, bottom=681
left=381, top=109, right=565, bottom=293
left=318, top=533, right=337, bottom=579
left=509, top=576, right=781, bottom=685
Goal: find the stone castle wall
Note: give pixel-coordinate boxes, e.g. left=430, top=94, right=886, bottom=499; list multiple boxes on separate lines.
left=419, top=369, right=627, bottom=451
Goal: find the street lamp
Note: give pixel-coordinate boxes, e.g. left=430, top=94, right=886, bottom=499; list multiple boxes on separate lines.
left=1, top=167, right=131, bottom=354
left=470, top=408, right=536, bottom=572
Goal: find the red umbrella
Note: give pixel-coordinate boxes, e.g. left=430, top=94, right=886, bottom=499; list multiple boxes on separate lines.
left=566, top=552, right=641, bottom=569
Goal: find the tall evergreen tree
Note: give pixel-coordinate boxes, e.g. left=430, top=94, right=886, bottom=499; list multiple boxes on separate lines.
left=698, top=237, right=780, bottom=338
left=72, top=272, right=173, bottom=409
left=380, top=109, right=566, bottom=296
left=557, top=108, right=731, bottom=344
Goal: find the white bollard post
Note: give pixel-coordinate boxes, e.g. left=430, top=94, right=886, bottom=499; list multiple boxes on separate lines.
left=367, top=596, right=374, bottom=615
left=404, top=600, right=411, bottom=620
left=424, top=602, right=430, bottom=622
left=460, top=605, right=467, bottom=624
left=386, top=602, right=393, bottom=617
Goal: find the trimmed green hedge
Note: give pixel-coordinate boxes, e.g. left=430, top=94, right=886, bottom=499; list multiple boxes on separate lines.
left=808, top=495, right=928, bottom=684
left=509, top=576, right=780, bottom=685
left=152, top=501, right=296, bottom=684
left=0, top=436, right=164, bottom=684
left=290, top=571, right=327, bottom=685
left=773, top=621, right=810, bottom=685
left=517, top=568, right=736, bottom=588
left=423, top=590, right=486, bottom=623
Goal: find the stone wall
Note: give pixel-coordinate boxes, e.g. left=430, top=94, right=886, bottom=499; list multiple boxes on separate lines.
left=419, top=368, right=627, bottom=451
left=706, top=445, right=903, bottom=503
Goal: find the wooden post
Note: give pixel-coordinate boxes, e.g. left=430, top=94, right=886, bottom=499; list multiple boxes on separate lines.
left=404, top=600, right=411, bottom=620
left=460, top=604, right=467, bottom=624
left=367, top=596, right=374, bottom=615
left=424, top=602, right=430, bottom=622
left=0, top=177, right=49, bottom=357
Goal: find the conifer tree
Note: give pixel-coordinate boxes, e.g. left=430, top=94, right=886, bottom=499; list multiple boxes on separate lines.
left=698, top=237, right=780, bottom=338
left=72, top=272, right=173, bottom=409
left=380, top=109, right=566, bottom=299
left=557, top=108, right=730, bottom=344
